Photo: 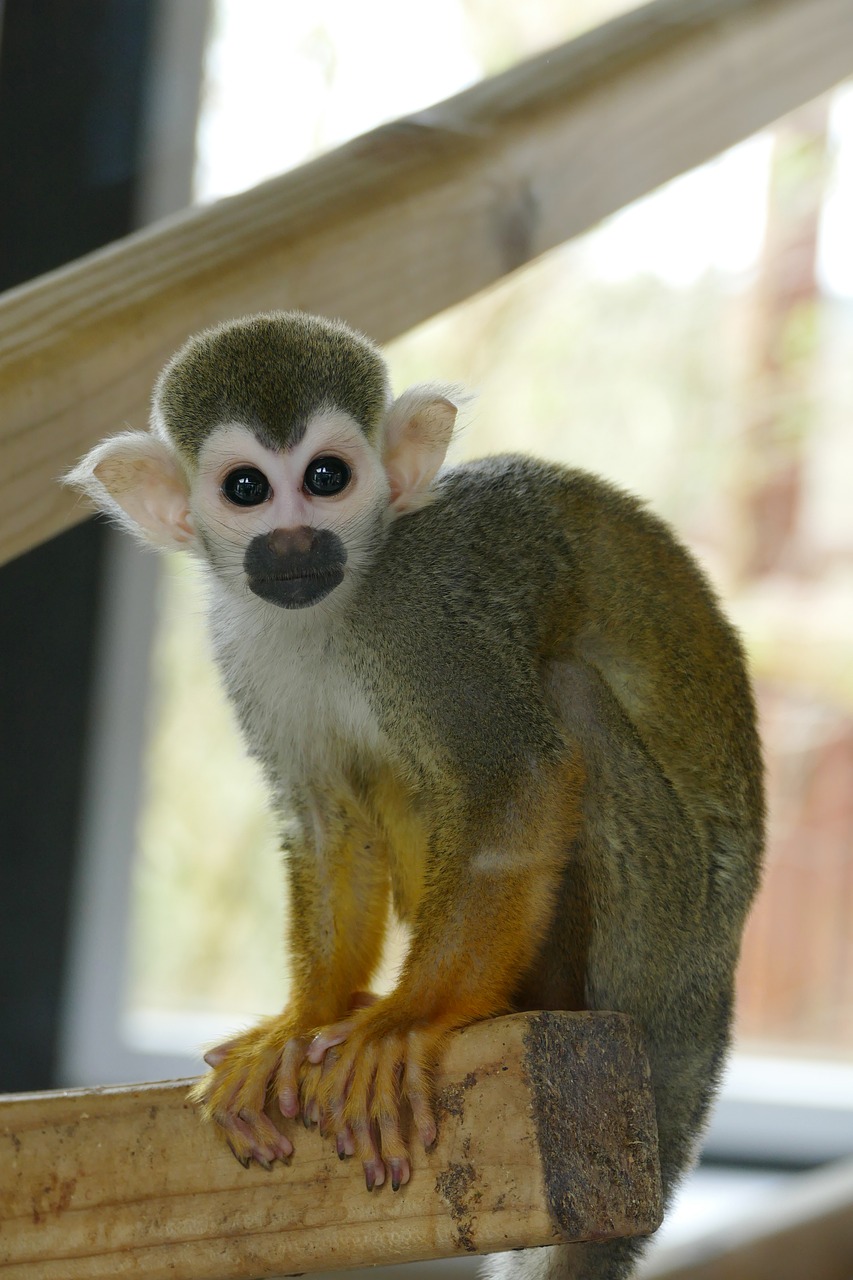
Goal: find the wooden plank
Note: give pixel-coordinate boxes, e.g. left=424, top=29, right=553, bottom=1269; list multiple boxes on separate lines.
left=0, top=1011, right=661, bottom=1279
left=1, top=0, right=852, bottom=565
left=642, top=1158, right=853, bottom=1280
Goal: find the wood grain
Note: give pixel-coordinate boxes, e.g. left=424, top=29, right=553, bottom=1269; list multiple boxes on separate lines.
left=0, top=1012, right=661, bottom=1279
left=0, top=0, right=851, bottom=564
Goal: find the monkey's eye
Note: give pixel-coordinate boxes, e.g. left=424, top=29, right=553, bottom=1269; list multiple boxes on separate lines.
left=303, top=456, right=352, bottom=497
left=221, top=466, right=272, bottom=506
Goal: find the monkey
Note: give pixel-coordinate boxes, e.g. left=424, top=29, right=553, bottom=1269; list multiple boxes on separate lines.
left=66, top=311, right=763, bottom=1280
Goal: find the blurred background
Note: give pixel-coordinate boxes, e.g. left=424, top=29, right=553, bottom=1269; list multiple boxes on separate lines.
left=0, top=0, right=852, bottom=1272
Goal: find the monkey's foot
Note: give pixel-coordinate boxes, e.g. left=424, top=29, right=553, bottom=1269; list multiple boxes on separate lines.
left=190, top=1013, right=315, bottom=1168
left=304, top=1008, right=446, bottom=1191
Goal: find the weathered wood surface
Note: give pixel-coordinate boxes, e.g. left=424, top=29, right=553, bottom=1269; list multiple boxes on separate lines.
left=1, top=0, right=852, bottom=564
left=0, top=1012, right=661, bottom=1279
left=642, top=1157, right=853, bottom=1280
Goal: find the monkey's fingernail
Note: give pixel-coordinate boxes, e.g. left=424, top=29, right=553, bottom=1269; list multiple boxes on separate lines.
left=337, top=1136, right=347, bottom=1160
left=364, top=1164, right=376, bottom=1192
left=228, top=1142, right=251, bottom=1170
left=256, top=1155, right=274, bottom=1172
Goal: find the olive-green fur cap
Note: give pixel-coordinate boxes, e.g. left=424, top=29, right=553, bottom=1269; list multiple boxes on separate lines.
left=154, top=312, right=390, bottom=464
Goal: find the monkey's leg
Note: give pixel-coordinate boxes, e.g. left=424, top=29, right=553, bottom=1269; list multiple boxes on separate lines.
left=306, top=750, right=585, bottom=1190
left=488, top=661, right=741, bottom=1280
left=191, top=798, right=391, bottom=1168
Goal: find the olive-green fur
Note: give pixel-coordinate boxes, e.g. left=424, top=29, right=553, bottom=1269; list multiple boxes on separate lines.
left=155, top=312, right=389, bottom=463
left=340, top=458, right=764, bottom=1280
left=351, top=457, right=764, bottom=900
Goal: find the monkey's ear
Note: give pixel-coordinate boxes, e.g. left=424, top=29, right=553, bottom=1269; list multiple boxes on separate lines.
left=381, top=385, right=458, bottom=515
left=64, top=431, right=195, bottom=551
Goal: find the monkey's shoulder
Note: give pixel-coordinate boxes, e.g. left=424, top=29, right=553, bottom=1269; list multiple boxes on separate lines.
left=390, top=454, right=678, bottom=573
left=360, top=455, right=659, bottom=657
left=428, top=454, right=656, bottom=528
left=380, top=453, right=732, bottom=660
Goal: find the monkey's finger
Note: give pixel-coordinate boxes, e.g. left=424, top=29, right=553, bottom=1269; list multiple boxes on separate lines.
left=384, top=1151, right=410, bottom=1192
left=319, top=1041, right=358, bottom=1127
left=219, top=1109, right=291, bottom=1168
left=326, top=1091, right=355, bottom=1155
left=372, top=1051, right=409, bottom=1190
left=276, top=1034, right=310, bottom=1117
left=377, top=1108, right=410, bottom=1191
left=353, top=1117, right=385, bottom=1191
left=335, top=1123, right=356, bottom=1159
left=202, top=1034, right=246, bottom=1069
left=338, top=1044, right=387, bottom=1190
left=405, top=1053, right=438, bottom=1149
left=236, top=1107, right=294, bottom=1162
left=313, top=1046, right=345, bottom=1134
left=307, top=1018, right=356, bottom=1064
left=317, top=1051, right=355, bottom=1153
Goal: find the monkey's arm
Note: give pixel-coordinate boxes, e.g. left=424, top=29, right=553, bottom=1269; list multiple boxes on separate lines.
left=306, top=748, right=585, bottom=1190
left=191, top=800, right=390, bottom=1168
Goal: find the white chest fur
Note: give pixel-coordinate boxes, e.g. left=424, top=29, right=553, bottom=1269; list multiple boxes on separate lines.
left=205, top=583, right=384, bottom=796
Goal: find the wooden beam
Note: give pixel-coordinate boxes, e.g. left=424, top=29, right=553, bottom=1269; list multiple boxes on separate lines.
left=0, top=1012, right=661, bottom=1279
left=642, top=1158, right=853, bottom=1280
left=1, top=0, right=851, bottom=564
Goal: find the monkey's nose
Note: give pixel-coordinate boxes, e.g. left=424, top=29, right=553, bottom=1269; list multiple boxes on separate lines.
left=266, top=526, right=315, bottom=558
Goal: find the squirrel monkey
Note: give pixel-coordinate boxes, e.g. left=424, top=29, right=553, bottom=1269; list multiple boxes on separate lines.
left=67, top=312, right=763, bottom=1280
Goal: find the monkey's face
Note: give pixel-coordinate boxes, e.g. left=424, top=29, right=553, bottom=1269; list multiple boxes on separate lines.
left=191, top=411, right=391, bottom=609
left=64, top=312, right=460, bottom=604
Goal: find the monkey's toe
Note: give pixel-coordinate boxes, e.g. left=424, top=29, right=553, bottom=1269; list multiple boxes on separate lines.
left=220, top=1108, right=293, bottom=1168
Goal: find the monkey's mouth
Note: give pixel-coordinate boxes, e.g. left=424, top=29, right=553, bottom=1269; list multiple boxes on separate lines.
left=243, top=526, right=347, bottom=609
left=247, top=568, right=344, bottom=609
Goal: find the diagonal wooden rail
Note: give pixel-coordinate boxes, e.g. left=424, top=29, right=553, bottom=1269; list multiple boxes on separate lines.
left=0, top=0, right=851, bottom=565
left=0, top=1012, right=661, bottom=1279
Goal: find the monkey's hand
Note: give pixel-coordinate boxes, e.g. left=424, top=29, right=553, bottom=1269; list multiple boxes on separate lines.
left=300, top=1002, right=448, bottom=1192
left=190, top=1010, right=320, bottom=1168
left=190, top=993, right=381, bottom=1168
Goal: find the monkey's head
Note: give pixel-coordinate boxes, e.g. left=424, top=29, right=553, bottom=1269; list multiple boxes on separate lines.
left=66, top=312, right=458, bottom=610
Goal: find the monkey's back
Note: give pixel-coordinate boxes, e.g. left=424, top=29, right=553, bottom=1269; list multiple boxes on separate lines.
left=364, top=454, right=764, bottom=921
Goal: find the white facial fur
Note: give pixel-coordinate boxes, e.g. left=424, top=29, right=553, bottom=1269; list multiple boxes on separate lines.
left=187, top=409, right=392, bottom=791
left=190, top=409, right=392, bottom=609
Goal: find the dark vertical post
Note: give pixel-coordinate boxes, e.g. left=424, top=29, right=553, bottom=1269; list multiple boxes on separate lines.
left=0, top=0, right=157, bottom=1089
